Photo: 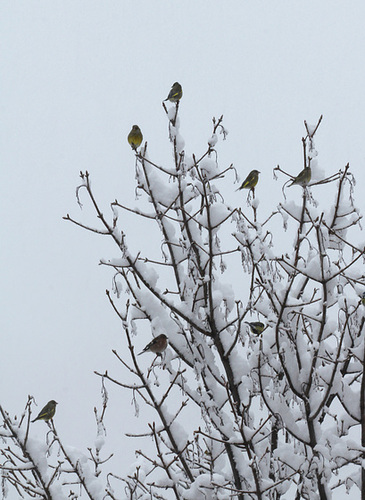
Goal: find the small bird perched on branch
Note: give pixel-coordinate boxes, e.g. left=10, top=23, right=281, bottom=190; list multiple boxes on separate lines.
left=288, top=167, right=311, bottom=187
left=138, top=334, right=168, bottom=356
left=31, top=400, right=58, bottom=422
left=127, top=125, right=143, bottom=150
left=360, top=292, right=365, bottom=305
left=246, top=322, right=265, bottom=335
left=164, top=82, right=183, bottom=103
left=236, top=170, right=260, bottom=191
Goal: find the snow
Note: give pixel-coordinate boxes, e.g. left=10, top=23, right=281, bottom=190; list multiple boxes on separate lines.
left=26, top=436, right=51, bottom=478
left=251, top=197, right=260, bottom=209
left=208, top=133, right=218, bottom=147
left=184, top=473, right=227, bottom=499
left=94, top=435, right=105, bottom=451
left=167, top=107, right=177, bottom=122
left=199, top=157, right=220, bottom=179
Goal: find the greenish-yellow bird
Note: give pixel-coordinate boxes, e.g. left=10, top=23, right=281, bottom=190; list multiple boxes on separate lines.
left=236, top=170, right=260, bottom=191
left=32, top=400, right=58, bottom=422
left=360, top=292, right=365, bottom=305
left=246, top=321, right=265, bottom=335
left=127, top=125, right=143, bottom=150
left=289, top=167, right=311, bottom=187
left=164, top=82, right=183, bottom=103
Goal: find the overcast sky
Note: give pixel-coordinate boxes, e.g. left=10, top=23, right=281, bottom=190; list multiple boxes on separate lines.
left=2, top=0, right=365, bottom=491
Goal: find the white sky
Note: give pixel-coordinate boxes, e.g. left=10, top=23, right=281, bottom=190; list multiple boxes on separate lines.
left=2, top=1, right=365, bottom=494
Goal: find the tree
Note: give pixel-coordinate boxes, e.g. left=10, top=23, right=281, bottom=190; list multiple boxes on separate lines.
left=1, top=102, right=364, bottom=499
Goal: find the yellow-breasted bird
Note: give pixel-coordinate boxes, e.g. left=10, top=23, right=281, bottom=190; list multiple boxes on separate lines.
left=246, top=321, right=265, bottom=335
left=360, top=292, right=365, bottom=305
left=164, top=82, right=183, bottom=103
left=32, top=400, right=58, bottom=422
left=288, top=167, right=311, bottom=187
left=138, top=334, right=168, bottom=356
left=127, top=125, right=143, bottom=150
left=236, top=170, right=260, bottom=191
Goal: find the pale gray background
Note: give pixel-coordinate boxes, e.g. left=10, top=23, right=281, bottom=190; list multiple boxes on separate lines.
left=1, top=1, right=365, bottom=493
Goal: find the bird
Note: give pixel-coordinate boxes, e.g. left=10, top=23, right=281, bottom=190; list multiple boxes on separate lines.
left=127, top=125, right=143, bottom=150
left=32, top=400, right=58, bottom=422
left=288, top=167, right=311, bottom=187
left=164, top=82, right=183, bottom=103
left=360, top=292, right=365, bottom=305
left=138, top=334, right=168, bottom=356
left=236, top=170, right=260, bottom=191
left=246, top=321, right=265, bottom=335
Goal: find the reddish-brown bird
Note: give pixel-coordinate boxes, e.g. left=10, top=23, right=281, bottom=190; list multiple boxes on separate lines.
left=138, top=334, right=168, bottom=356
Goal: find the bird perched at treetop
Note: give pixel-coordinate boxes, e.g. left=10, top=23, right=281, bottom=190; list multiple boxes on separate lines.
left=138, top=334, right=168, bottom=356
left=164, top=82, right=183, bottom=103
left=31, top=400, right=58, bottom=422
left=127, top=125, right=143, bottom=150
left=236, top=170, right=260, bottom=191
left=246, top=321, right=265, bottom=335
left=288, top=167, right=311, bottom=187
